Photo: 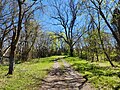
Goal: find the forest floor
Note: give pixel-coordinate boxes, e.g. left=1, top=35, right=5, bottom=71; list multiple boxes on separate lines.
left=0, top=56, right=120, bottom=89
left=39, top=58, right=95, bottom=90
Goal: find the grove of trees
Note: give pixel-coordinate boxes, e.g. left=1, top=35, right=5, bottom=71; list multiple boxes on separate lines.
left=0, top=0, right=120, bottom=74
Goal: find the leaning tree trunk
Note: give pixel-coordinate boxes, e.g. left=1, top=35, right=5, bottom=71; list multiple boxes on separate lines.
left=99, top=9, right=120, bottom=49
left=97, top=12, right=114, bottom=67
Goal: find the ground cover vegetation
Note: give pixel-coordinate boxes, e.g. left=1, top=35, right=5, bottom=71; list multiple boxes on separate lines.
left=65, top=57, right=120, bottom=90
left=0, top=0, right=120, bottom=89
left=0, top=56, right=61, bottom=89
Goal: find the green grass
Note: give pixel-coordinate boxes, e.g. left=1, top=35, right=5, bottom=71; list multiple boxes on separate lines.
left=65, top=57, right=120, bottom=90
left=0, top=56, right=62, bottom=90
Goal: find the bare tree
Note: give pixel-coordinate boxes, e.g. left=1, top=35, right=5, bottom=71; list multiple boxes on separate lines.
left=7, top=0, right=42, bottom=74
left=17, top=20, right=40, bottom=61
left=111, top=7, right=120, bottom=52
left=90, top=11, right=115, bottom=66
left=89, top=0, right=120, bottom=50
left=0, top=0, right=14, bottom=64
left=50, top=0, right=87, bottom=56
left=83, top=0, right=115, bottom=66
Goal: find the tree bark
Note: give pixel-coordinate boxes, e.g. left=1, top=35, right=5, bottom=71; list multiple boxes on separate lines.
left=0, top=48, right=3, bottom=64
left=0, top=41, right=3, bottom=64
left=7, top=44, right=15, bottom=74
left=70, top=46, right=73, bottom=57
left=7, top=0, right=22, bottom=75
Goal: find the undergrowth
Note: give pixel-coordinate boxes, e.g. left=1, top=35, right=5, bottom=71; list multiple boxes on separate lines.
left=65, top=57, right=120, bottom=90
left=0, top=56, right=61, bottom=90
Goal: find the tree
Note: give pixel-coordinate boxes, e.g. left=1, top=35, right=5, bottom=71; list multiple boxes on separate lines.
left=0, top=0, right=14, bottom=64
left=50, top=0, right=86, bottom=56
left=89, top=0, right=120, bottom=51
left=7, top=0, right=42, bottom=74
left=96, top=12, right=114, bottom=66
left=85, top=30, right=100, bottom=61
left=16, top=20, right=39, bottom=61
left=111, top=7, right=120, bottom=51
left=82, top=0, right=115, bottom=66
left=34, top=31, right=52, bottom=57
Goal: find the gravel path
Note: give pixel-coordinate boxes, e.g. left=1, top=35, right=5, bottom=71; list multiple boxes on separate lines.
left=39, top=59, right=95, bottom=90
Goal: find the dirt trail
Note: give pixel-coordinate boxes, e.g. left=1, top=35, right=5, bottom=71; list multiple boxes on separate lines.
left=39, top=59, right=95, bottom=90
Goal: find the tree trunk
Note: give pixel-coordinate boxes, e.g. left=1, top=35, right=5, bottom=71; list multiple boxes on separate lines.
left=91, top=53, right=94, bottom=62
left=0, top=57, right=3, bottom=64
left=0, top=42, right=3, bottom=64
left=8, top=54, right=14, bottom=74
left=99, top=10, right=120, bottom=48
left=96, top=52, right=99, bottom=61
left=7, top=43, right=16, bottom=75
left=70, top=46, right=73, bottom=57
left=97, top=12, right=114, bottom=67
left=7, top=0, right=22, bottom=75
left=95, top=48, right=99, bottom=61
left=80, top=49, right=82, bottom=58
left=104, top=51, right=114, bottom=67
left=21, top=51, right=29, bottom=62
left=0, top=49, right=3, bottom=64
left=99, top=36, right=114, bottom=66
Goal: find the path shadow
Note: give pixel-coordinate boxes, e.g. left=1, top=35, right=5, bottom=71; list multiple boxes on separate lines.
left=40, top=65, right=89, bottom=89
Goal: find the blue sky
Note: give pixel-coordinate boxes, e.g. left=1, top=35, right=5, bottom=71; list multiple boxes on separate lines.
left=31, top=0, right=119, bottom=34
left=34, top=0, right=88, bottom=32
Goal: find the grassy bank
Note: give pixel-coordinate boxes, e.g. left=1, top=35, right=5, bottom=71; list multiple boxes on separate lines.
left=0, top=56, right=62, bottom=90
left=65, top=57, right=120, bottom=90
